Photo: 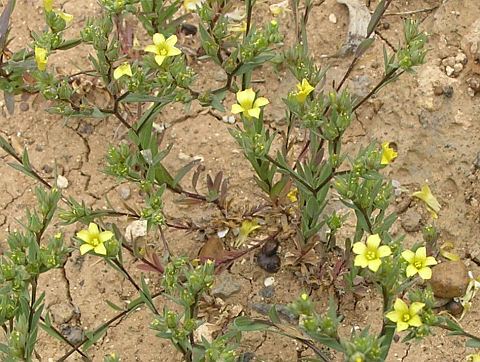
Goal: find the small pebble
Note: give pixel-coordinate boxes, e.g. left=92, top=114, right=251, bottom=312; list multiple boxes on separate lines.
left=442, top=56, right=455, bottom=67
left=455, top=52, right=467, bottom=65
left=328, top=13, right=337, bottom=24
left=453, top=62, right=463, bottom=74
left=117, top=185, right=131, bottom=200
left=56, top=175, right=69, bottom=189
left=264, top=276, right=275, bottom=287
left=260, top=286, right=275, bottom=299
left=445, top=66, right=454, bottom=77
left=433, top=83, right=444, bottom=96
left=20, top=102, right=29, bottom=112
left=443, top=85, right=454, bottom=98
left=446, top=300, right=464, bottom=317
left=42, top=164, right=53, bottom=173
left=181, top=23, right=198, bottom=36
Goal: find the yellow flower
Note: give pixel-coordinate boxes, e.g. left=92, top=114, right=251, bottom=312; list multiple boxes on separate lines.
left=287, top=188, right=298, bottom=203
left=228, top=21, right=247, bottom=33
left=183, top=0, right=204, bottom=11
left=352, top=234, right=392, bottom=272
left=386, top=298, right=424, bottom=332
left=113, top=63, right=133, bottom=80
left=467, top=354, right=480, bottom=362
left=412, top=184, right=441, bottom=218
left=231, top=88, right=269, bottom=119
left=34, top=47, right=48, bottom=71
left=76, top=222, right=113, bottom=256
left=381, top=142, right=397, bottom=165
left=234, top=219, right=260, bottom=247
left=402, top=247, right=437, bottom=280
left=57, top=11, right=74, bottom=24
left=43, top=0, right=53, bottom=11
left=269, top=0, right=290, bottom=16
left=144, top=33, right=182, bottom=66
left=294, top=79, right=315, bottom=103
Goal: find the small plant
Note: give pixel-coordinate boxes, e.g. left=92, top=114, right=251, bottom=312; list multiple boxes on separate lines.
left=0, top=0, right=479, bottom=361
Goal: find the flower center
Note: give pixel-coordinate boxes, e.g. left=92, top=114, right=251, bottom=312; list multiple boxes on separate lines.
left=402, top=314, right=410, bottom=322
left=366, top=250, right=377, bottom=261
left=159, top=46, right=168, bottom=56
left=91, top=237, right=100, bottom=246
left=414, top=260, right=423, bottom=269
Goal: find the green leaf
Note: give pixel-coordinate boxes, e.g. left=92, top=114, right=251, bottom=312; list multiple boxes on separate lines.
left=232, top=317, right=271, bottom=332
left=268, top=306, right=281, bottom=324
left=465, top=338, right=480, bottom=348
left=106, top=300, right=124, bottom=312
left=355, top=38, right=374, bottom=58
left=234, top=52, right=276, bottom=75
left=0, top=134, right=16, bottom=156
left=3, top=91, right=14, bottom=115
left=83, top=325, right=108, bottom=351
left=367, top=0, right=385, bottom=36
left=172, top=159, right=199, bottom=188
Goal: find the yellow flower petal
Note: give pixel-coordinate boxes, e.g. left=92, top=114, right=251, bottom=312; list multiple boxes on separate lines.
left=99, top=231, right=114, bottom=242
left=386, top=310, right=401, bottom=322
left=402, top=250, right=415, bottom=263
left=406, top=264, right=418, bottom=277
left=393, top=298, right=409, bottom=314
left=155, top=55, right=166, bottom=65
left=113, top=63, right=132, bottom=80
left=80, top=243, right=94, bottom=255
left=237, top=88, right=255, bottom=109
left=412, top=184, right=441, bottom=214
left=166, top=34, right=178, bottom=47
left=153, top=33, right=165, bottom=45
left=144, top=44, right=159, bottom=54
left=253, top=97, right=270, bottom=108
left=231, top=104, right=245, bottom=114
left=408, top=315, right=422, bottom=327
left=366, top=234, right=381, bottom=249
left=368, top=258, right=382, bottom=272
left=377, top=245, right=392, bottom=258
left=409, top=302, right=425, bottom=315
left=76, top=230, right=91, bottom=243
left=166, top=45, right=182, bottom=57
left=354, top=254, right=369, bottom=268
left=352, top=242, right=366, bottom=255
left=247, top=107, right=261, bottom=119
left=418, top=267, right=432, bottom=280
left=57, top=11, right=73, bottom=24
left=34, top=47, right=48, bottom=71
left=94, top=243, right=107, bottom=255
left=381, top=142, right=397, bottom=165
left=88, top=223, right=99, bottom=235
left=415, top=246, right=427, bottom=260
left=425, top=256, right=437, bottom=266
left=43, top=0, right=53, bottom=12
left=397, top=321, right=409, bottom=332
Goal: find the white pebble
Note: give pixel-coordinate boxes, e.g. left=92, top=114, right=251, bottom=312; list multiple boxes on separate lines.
left=328, top=13, right=337, bottom=24
left=445, top=65, right=455, bottom=77
left=264, top=277, right=275, bottom=287
left=56, top=175, right=69, bottom=189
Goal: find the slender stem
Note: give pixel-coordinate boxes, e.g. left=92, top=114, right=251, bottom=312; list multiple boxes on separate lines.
left=113, top=259, right=160, bottom=315
left=39, top=316, right=89, bottom=359
left=265, top=155, right=316, bottom=194
left=352, top=68, right=402, bottom=112
left=335, top=0, right=393, bottom=93
left=58, top=291, right=164, bottom=361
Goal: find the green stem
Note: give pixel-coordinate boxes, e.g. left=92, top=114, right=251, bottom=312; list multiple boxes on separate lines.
left=57, top=291, right=164, bottom=361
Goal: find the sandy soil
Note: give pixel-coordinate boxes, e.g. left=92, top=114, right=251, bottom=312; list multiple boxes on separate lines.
left=1, top=0, right=480, bottom=361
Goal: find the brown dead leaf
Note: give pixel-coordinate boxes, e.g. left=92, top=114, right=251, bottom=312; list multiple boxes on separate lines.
left=198, top=236, right=226, bottom=261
